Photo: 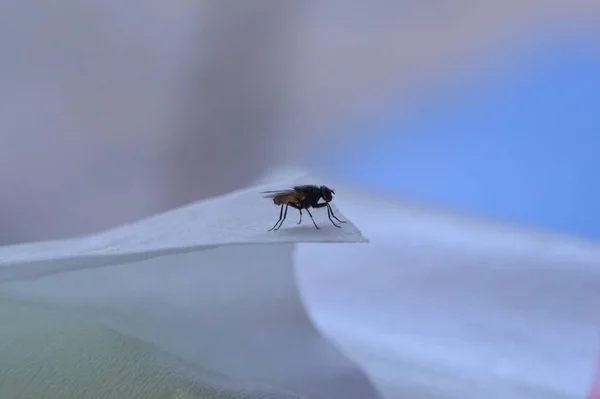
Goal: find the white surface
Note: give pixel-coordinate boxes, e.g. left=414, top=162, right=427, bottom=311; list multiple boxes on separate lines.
left=8, top=170, right=597, bottom=399
left=296, top=185, right=600, bottom=398
left=0, top=177, right=377, bottom=399
left=0, top=176, right=365, bottom=283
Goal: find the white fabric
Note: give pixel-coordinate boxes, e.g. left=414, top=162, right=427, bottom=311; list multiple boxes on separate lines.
left=4, top=173, right=598, bottom=399
left=296, top=184, right=600, bottom=399
left=0, top=178, right=379, bottom=399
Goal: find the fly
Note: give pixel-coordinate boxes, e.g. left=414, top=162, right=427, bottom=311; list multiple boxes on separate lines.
left=261, top=184, right=347, bottom=231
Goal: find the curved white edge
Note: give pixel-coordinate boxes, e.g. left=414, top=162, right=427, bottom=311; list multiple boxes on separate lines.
left=1, top=243, right=382, bottom=399
left=0, top=175, right=367, bottom=284
left=295, top=182, right=600, bottom=399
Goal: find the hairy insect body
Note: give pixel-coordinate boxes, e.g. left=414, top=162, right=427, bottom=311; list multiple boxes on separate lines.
left=261, top=184, right=346, bottom=231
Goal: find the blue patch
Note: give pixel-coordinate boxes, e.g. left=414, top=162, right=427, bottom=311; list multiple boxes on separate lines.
left=323, top=34, right=600, bottom=238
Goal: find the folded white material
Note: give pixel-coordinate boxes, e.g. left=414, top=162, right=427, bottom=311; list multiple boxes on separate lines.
left=296, top=185, right=600, bottom=399
left=0, top=179, right=364, bottom=283
left=0, top=178, right=378, bottom=399
left=6, top=172, right=595, bottom=399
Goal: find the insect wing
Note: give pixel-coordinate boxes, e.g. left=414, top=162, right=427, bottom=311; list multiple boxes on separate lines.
left=261, top=189, right=307, bottom=203
left=261, top=189, right=296, bottom=198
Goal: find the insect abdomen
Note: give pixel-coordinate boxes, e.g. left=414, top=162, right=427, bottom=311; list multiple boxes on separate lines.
left=273, top=193, right=298, bottom=205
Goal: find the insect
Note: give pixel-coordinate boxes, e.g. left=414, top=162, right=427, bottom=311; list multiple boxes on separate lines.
left=261, top=184, right=347, bottom=231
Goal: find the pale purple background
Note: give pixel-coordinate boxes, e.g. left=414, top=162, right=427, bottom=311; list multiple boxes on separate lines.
left=1, top=1, right=598, bottom=245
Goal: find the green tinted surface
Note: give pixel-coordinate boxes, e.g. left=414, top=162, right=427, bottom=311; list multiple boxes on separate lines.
left=0, top=300, right=279, bottom=399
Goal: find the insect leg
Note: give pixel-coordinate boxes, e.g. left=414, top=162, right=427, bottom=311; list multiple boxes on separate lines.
left=325, top=205, right=341, bottom=228
left=327, top=203, right=347, bottom=224
left=304, top=208, right=320, bottom=230
left=313, top=202, right=341, bottom=228
left=268, top=205, right=284, bottom=231
left=273, top=204, right=289, bottom=231
left=287, top=202, right=303, bottom=225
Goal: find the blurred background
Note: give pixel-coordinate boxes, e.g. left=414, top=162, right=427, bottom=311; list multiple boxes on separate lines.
left=1, top=1, right=599, bottom=245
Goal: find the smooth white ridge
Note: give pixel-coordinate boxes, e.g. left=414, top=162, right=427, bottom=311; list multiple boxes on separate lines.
left=0, top=174, right=377, bottom=399
left=0, top=175, right=367, bottom=283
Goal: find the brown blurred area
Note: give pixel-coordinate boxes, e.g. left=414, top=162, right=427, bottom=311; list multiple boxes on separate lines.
left=0, top=1, right=598, bottom=245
